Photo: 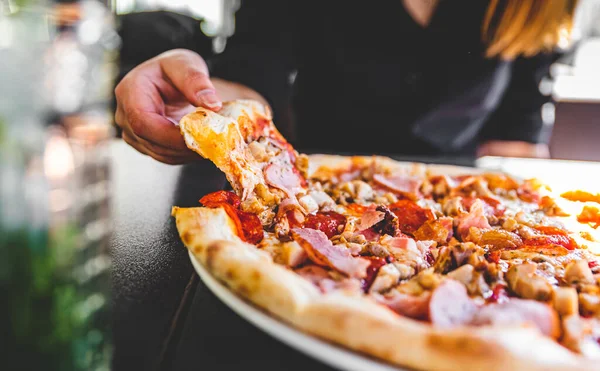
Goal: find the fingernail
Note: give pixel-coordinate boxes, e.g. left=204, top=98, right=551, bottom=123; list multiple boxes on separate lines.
left=196, top=89, right=221, bottom=109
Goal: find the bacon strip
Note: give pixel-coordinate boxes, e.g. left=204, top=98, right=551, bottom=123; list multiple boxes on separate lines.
left=264, top=162, right=306, bottom=198
left=373, top=174, right=422, bottom=199
left=456, top=199, right=491, bottom=239
left=357, top=206, right=385, bottom=231
left=375, top=291, right=432, bottom=320
left=292, top=228, right=370, bottom=278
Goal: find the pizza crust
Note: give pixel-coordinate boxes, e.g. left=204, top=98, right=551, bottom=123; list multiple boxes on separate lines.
left=172, top=204, right=594, bottom=371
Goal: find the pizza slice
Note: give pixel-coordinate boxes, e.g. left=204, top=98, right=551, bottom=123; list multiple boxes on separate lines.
left=179, top=100, right=308, bottom=226
left=173, top=99, right=600, bottom=371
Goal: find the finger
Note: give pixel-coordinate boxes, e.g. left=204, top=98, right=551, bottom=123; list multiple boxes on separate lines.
left=121, top=120, right=194, bottom=158
left=159, top=50, right=222, bottom=110
left=118, top=76, right=191, bottom=152
left=123, top=132, right=196, bottom=165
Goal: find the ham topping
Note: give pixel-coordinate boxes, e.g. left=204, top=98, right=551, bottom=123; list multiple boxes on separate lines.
left=375, top=291, right=432, bottom=320
left=471, top=299, right=560, bottom=338
left=373, top=174, right=422, bottom=199
left=429, top=279, right=478, bottom=328
left=426, top=280, right=559, bottom=337
left=360, top=228, right=381, bottom=242
left=456, top=199, right=491, bottom=239
left=357, top=205, right=385, bottom=231
left=292, top=228, right=370, bottom=278
left=264, top=162, right=306, bottom=198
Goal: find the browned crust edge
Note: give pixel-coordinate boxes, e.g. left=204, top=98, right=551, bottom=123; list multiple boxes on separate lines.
left=172, top=204, right=592, bottom=371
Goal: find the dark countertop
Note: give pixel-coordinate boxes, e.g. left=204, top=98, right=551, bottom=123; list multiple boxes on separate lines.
left=108, top=140, right=475, bottom=371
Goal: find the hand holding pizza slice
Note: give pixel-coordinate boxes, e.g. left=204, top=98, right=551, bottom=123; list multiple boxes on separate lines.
left=172, top=99, right=600, bottom=371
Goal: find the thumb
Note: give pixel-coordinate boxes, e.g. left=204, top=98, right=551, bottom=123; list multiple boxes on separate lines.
left=159, top=49, right=222, bottom=110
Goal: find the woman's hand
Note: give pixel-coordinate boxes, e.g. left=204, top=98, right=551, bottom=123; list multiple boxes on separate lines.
left=115, top=49, right=222, bottom=164
left=476, top=140, right=550, bottom=159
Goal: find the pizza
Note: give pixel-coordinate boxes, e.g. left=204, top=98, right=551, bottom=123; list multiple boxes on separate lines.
left=171, top=99, right=600, bottom=371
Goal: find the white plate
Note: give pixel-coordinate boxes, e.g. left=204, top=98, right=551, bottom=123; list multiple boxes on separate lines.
left=189, top=251, right=407, bottom=371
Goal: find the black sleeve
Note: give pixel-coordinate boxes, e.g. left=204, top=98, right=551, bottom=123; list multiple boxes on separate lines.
left=208, top=0, right=297, bottom=121
left=478, top=52, right=561, bottom=144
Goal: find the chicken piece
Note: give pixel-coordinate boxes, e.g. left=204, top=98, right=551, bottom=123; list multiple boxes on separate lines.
left=562, top=315, right=600, bottom=357
left=369, top=264, right=401, bottom=293
left=307, top=190, right=336, bottom=210
left=334, top=180, right=375, bottom=204
left=480, top=229, right=523, bottom=250
left=506, top=263, right=552, bottom=301
left=564, top=260, right=595, bottom=285
left=392, top=262, right=416, bottom=281
left=413, top=217, right=453, bottom=245
left=446, top=264, right=474, bottom=286
left=280, top=240, right=308, bottom=267
left=553, top=286, right=579, bottom=316
left=416, top=268, right=442, bottom=290
left=298, top=194, right=319, bottom=214
left=442, top=197, right=464, bottom=216
left=579, top=293, right=600, bottom=316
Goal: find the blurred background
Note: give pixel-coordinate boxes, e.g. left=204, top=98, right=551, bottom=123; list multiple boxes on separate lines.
left=111, top=0, right=600, bottom=160
left=0, top=1, right=599, bottom=370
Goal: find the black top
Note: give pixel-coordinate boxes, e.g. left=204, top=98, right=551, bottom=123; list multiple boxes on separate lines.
left=209, top=0, right=560, bottom=156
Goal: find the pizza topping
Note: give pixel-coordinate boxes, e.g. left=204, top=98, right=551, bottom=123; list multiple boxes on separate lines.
left=373, top=174, right=422, bottom=200
left=564, top=260, right=595, bottom=285
left=375, top=290, right=431, bottom=320
left=304, top=212, right=347, bottom=239
left=291, top=228, right=370, bottom=278
left=362, top=257, right=388, bottom=292
left=372, top=205, right=402, bottom=236
left=357, top=205, right=385, bottom=231
left=506, top=263, right=552, bottom=301
left=264, top=162, right=306, bottom=199
left=446, top=264, right=475, bottom=286
left=561, top=190, right=600, bottom=204
left=429, top=279, right=478, bottom=328
left=442, top=196, right=465, bottom=216
left=334, top=180, right=375, bottom=204
left=280, top=241, right=308, bottom=267
left=523, top=226, right=577, bottom=251
left=488, top=283, right=509, bottom=303
left=482, top=172, right=519, bottom=191
left=388, top=200, right=435, bottom=235
left=517, top=179, right=542, bottom=204
left=359, top=228, right=381, bottom=242
left=471, top=299, right=560, bottom=338
left=456, top=199, right=491, bottom=239
left=427, top=280, right=560, bottom=337
left=383, top=235, right=433, bottom=274
left=578, top=205, right=600, bottom=229
left=199, top=190, right=241, bottom=208
left=413, top=217, right=453, bottom=244
left=562, top=315, right=600, bottom=357
left=461, top=196, right=505, bottom=217
left=234, top=209, right=264, bottom=244
left=200, top=191, right=264, bottom=244
left=479, top=229, right=523, bottom=250
left=368, top=263, right=401, bottom=293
